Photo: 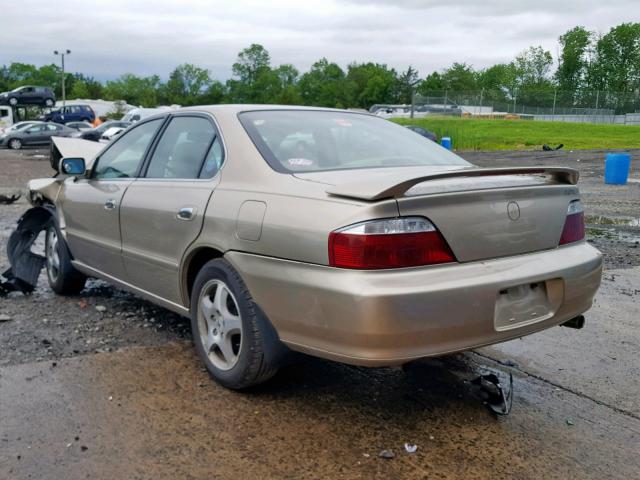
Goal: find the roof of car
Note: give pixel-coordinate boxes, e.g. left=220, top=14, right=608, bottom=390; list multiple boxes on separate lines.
left=182, top=104, right=356, bottom=114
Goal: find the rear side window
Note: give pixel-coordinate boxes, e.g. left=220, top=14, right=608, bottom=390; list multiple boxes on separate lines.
left=199, top=137, right=224, bottom=179
left=92, top=119, right=163, bottom=179
left=239, top=110, right=470, bottom=173
left=145, top=116, right=217, bottom=179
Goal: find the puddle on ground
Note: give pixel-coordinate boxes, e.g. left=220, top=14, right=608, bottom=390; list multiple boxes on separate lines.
left=585, top=214, right=640, bottom=243
left=587, top=227, right=640, bottom=243
left=585, top=215, right=640, bottom=227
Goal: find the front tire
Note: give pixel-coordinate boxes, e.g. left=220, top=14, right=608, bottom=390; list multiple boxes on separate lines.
left=8, top=138, right=22, bottom=150
left=45, top=223, right=86, bottom=295
left=190, top=259, right=282, bottom=389
left=8, top=97, right=17, bottom=106
left=45, top=98, right=54, bottom=107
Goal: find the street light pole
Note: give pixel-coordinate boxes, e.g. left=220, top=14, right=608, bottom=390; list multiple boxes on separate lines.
left=53, top=49, right=71, bottom=110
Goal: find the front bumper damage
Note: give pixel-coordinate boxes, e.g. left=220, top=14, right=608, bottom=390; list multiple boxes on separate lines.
left=0, top=207, right=53, bottom=296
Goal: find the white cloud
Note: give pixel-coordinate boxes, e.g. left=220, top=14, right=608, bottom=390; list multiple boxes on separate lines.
left=0, top=0, right=634, bottom=80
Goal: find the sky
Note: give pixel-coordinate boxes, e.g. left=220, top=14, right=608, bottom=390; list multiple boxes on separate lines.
left=0, top=0, right=635, bottom=81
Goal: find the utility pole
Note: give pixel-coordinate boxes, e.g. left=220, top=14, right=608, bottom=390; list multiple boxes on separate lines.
left=552, top=89, right=557, bottom=116
left=54, top=49, right=71, bottom=110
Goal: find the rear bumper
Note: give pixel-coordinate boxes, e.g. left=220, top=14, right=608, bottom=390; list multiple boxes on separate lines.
left=226, top=242, right=603, bottom=366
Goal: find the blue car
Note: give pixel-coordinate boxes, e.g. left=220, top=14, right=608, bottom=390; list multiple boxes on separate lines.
left=43, top=104, right=95, bottom=124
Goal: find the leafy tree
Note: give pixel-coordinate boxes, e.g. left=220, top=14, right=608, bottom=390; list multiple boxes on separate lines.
left=227, top=44, right=280, bottom=103
left=477, top=63, right=516, bottom=101
left=440, top=63, right=478, bottom=91
left=163, top=63, right=213, bottom=105
left=417, top=71, right=444, bottom=95
left=200, top=80, right=226, bottom=105
left=69, top=79, right=90, bottom=99
left=511, top=46, right=555, bottom=107
left=298, top=58, right=349, bottom=107
left=346, top=62, right=398, bottom=108
left=272, top=64, right=302, bottom=104
left=556, top=26, right=593, bottom=103
left=587, top=23, right=640, bottom=92
left=103, top=73, right=161, bottom=107
left=395, top=66, right=419, bottom=104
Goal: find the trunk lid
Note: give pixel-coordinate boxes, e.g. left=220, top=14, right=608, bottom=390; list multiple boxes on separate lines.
left=298, top=166, right=580, bottom=263
left=397, top=180, right=577, bottom=262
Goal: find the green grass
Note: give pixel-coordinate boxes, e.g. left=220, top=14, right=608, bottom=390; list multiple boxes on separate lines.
left=393, top=116, right=640, bottom=151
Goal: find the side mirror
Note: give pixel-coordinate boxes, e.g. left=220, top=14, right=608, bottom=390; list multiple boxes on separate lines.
left=59, top=157, right=86, bottom=176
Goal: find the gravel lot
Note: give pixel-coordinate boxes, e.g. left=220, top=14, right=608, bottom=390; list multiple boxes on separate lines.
left=1, top=147, right=638, bottom=479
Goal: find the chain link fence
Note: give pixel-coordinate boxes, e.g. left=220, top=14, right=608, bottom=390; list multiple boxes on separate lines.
left=407, top=90, right=640, bottom=124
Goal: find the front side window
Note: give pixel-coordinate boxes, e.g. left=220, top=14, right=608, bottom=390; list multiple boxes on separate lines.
left=92, top=119, right=163, bottom=179
left=145, top=116, right=216, bottom=179
left=239, top=110, right=470, bottom=173
left=46, top=124, right=60, bottom=131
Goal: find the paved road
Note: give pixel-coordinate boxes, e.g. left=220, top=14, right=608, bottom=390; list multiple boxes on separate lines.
left=1, top=148, right=639, bottom=479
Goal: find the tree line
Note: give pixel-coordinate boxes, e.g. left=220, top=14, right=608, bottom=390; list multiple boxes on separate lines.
left=1, top=22, right=638, bottom=113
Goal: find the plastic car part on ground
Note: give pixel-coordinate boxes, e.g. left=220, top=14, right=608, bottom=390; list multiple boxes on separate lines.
left=471, top=372, right=514, bottom=415
left=0, top=193, right=20, bottom=205
left=0, top=206, right=51, bottom=296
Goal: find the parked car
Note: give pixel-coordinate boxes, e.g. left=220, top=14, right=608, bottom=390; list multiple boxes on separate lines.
left=72, top=120, right=131, bottom=142
left=0, top=121, right=76, bottom=149
left=66, top=121, right=94, bottom=131
left=24, top=105, right=602, bottom=390
left=405, top=125, right=437, bottom=142
left=121, top=106, right=178, bottom=123
left=43, top=104, right=95, bottom=124
left=0, top=120, right=39, bottom=135
left=99, top=126, right=127, bottom=142
left=0, top=86, right=56, bottom=107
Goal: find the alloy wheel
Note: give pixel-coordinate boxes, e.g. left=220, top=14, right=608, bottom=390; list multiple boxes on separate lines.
left=46, top=228, right=61, bottom=284
left=197, top=279, right=243, bottom=371
left=9, top=139, right=21, bottom=150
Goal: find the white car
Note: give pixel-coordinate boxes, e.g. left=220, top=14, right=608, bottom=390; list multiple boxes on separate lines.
left=99, top=126, right=126, bottom=143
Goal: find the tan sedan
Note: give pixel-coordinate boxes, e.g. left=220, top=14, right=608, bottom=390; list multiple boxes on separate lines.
left=27, top=105, right=602, bottom=389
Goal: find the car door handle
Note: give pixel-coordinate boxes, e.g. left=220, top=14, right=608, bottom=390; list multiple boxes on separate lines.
left=177, top=207, right=195, bottom=221
left=104, top=199, right=117, bottom=210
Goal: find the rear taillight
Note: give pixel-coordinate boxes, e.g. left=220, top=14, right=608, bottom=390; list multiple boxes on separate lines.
left=559, top=200, right=585, bottom=245
left=328, top=217, right=456, bottom=269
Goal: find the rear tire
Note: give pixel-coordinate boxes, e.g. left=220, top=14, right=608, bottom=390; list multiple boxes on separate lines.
left=190, top=259, right=283, bottom=389
left=45, top=222, right=86, bottom=295
left=8, top=138, right=22, bottom=150
left=45, top=98, right=54, bottom=107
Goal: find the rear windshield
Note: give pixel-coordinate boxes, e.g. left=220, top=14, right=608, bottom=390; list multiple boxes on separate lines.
left=238, top=110, right=470, bottom=172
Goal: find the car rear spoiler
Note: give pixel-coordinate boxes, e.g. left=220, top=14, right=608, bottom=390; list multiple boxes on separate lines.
left=326, top=167, right=579, bottom=201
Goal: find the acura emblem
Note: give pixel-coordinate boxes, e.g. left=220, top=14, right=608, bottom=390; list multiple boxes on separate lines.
left=507, top=201, right=520, bottom=221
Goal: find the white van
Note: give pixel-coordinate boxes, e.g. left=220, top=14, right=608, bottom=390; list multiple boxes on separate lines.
left=0, top=106, right=15, bottom=132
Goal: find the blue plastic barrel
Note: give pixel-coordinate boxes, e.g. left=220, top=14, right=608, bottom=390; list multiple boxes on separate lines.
left=441, top=136, right=452, bottom=150
left=604, top=153, right=631, bottom=185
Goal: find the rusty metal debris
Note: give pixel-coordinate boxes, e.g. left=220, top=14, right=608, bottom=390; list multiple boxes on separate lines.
left=472, top=372, right=514, bottom=416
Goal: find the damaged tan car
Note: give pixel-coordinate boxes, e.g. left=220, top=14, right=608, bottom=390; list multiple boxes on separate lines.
left=11, top=106, right=603, bottom=389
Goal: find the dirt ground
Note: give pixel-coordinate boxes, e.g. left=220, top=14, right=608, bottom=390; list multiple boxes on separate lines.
left=1, top=147, right=639, bottom=479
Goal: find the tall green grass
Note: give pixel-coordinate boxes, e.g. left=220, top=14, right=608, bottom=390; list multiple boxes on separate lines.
left=393, top=116, right=640, bottom=151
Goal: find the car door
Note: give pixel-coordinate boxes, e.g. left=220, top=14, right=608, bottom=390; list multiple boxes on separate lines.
left=22, top=87, right=36, bottom=104
left=42, top=123, right=62, bottom=144
left=59, top=118, right=165, bottom=280
left=119, top=113, right=224, bottom=304
left=22, top=124, right=47, bottom=144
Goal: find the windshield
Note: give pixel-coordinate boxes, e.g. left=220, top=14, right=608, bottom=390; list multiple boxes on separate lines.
left=238, top=110, right=470, bottom=173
